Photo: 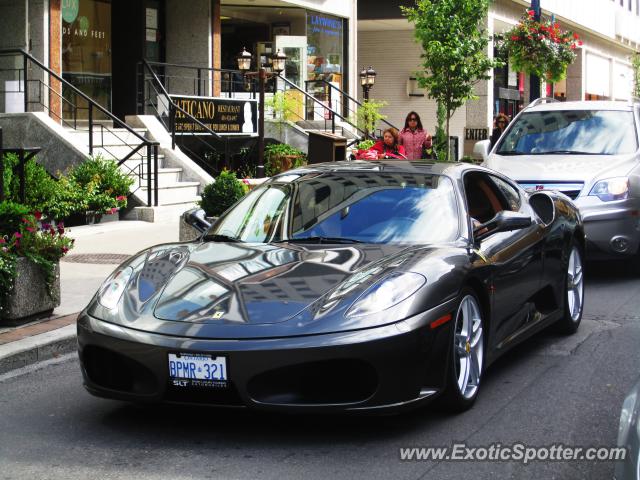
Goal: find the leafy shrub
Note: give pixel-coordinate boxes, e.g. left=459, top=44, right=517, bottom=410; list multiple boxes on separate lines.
left=198, top=170, right=248, bottom=217
left=264, top=143, right=307, bottom=177
left=0, top=201, right=31, bottom=236
left=70, top=157, right=134, bottom=213
left=356, top=139, right=375, bottom=151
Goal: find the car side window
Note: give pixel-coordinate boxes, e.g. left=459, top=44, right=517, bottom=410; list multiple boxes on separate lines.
left=487, top=175, right=521, bottom=212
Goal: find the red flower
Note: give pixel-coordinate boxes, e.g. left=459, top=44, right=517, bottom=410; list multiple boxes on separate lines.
left=511, top=35, right=520, bottom=41
left=573, top=33, right=580, bottom=40
left=26, top=227, right=35, bottom=233
left=34, top=211, right=42, bottom=220
left=570, top=44, right=576, bottom=50
left=527, top=9, right=535, bottom=16
left=21, top=218, right=30, bottom=224
left=578, top=40, right=583, bottom=46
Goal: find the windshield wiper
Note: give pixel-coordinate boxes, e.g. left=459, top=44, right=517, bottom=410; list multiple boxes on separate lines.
left=540, top=150, right=601, bottom=155
left=284, top=236, right=363, bottom=244
left=206, top=233, right=243, bottom=243
left=497, top=150, right=529, bottom=156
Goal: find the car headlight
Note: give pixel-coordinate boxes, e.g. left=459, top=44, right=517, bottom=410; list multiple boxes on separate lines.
left=346, top=272, right=426, bottom=318
left=98, top=267, right=134, bottom=310
left=589, top=177, right=629, bottom=201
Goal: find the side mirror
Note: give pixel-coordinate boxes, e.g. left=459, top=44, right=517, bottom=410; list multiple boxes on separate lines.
left=473, top=139, right=491, bottom=163
left=474, top=210, right=532, bottom=241
left=183, top=208, right=212, bottom=234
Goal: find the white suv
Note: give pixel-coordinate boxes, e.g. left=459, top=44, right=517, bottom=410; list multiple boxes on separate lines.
left=476, top=99, right=640, bottom=261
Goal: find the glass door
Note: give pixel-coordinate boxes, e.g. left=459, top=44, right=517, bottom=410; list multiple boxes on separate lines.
left=274, top=35, right=307, bottom=88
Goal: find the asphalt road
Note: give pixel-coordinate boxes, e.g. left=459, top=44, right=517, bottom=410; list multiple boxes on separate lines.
left=1, top=262, right=639, bottom=480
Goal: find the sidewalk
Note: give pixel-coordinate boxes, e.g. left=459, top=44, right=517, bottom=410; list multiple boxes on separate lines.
left=0, top=218, right=181, bottom=375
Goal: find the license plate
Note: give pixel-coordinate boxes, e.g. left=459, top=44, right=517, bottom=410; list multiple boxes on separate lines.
left=168, top=353, right=227, bottom=388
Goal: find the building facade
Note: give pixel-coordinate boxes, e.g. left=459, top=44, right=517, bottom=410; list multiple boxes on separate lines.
left=358, top=0, right=640, bottom=158
left=0, top=0, right=358, bottom=123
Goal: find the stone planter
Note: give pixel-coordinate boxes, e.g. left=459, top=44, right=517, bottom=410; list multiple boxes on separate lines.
left=179, top=210, right=217, bottom=242
left=1, top=257, right=60, bottom=326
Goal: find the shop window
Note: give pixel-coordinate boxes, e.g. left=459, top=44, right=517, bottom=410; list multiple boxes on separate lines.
left=62, top=0, right=112, bottom=119
left=306, top=13, right=344, bottom=89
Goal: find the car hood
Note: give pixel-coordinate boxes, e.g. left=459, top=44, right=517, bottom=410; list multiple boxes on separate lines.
left=87, top=241, right=466, bottom=338
left=486, top=153, right=637, bottom=183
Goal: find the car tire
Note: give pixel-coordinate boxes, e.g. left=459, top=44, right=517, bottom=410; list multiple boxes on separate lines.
left=438, top=288, right=485, bottom=413
left=555, top=241, right=585, bottom=334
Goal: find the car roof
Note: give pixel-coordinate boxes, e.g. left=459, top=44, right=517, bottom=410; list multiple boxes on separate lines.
left=273, top=160, right=489, bottom=181
left=524, top=100, right=637, bottom=113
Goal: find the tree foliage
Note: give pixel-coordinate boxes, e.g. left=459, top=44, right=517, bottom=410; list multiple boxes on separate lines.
left=633, top=52, right=640, bottom=99
left=402, top=0, right=502, bottom=161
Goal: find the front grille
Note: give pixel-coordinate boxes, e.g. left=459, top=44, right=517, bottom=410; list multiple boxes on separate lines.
left=518, top=182, right=584, bottom=200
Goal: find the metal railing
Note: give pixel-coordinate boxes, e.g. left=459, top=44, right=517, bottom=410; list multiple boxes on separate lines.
left=0, top=48, right=159, bottom=206
left=137, top=60, right=258, bottom=172
left=304, top=78, right=398, bottom=140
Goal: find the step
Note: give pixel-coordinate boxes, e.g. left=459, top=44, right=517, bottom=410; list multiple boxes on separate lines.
left=64, top=128, right=148, bottom=147
left=125, top=168, right=183, bottom=188
left=119, top=157, right=167, bottom=175
left=140, top=182, right=200, bottom=206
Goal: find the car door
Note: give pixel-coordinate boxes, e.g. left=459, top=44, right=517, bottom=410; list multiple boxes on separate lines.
left=464, top=172, right=545, bottom=352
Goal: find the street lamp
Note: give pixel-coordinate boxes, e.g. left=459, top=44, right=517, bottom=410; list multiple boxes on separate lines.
left=236, top=47, right=252, bottom=72
left=360, top=65, right=376, bottom=101
left=236, top=48, right=287, bottom=178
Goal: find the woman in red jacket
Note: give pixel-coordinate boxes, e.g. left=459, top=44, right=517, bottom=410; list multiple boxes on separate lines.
left=371, top=128, right=407, bottom=159
left=398, top=111, right=432, bottom=160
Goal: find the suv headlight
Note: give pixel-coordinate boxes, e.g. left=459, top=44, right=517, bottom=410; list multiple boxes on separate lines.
left=589, top=177, right=629, bottom=202
left=346, top=272, right=426, bottom=318
left=98, top=267, right=134, bottom=310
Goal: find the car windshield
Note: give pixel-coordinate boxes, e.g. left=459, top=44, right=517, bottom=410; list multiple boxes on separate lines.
left=204, top=171, right=459, bottom=244
left=496, top=110, right=638, bottom=155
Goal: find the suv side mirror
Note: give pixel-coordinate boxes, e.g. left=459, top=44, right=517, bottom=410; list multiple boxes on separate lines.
left=474, top=210, right=532, bottom=241
left=473, top=139, right=491, bottom=163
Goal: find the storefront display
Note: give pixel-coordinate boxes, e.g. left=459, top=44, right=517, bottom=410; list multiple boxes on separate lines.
left=61, top=0, right=112, bottom=119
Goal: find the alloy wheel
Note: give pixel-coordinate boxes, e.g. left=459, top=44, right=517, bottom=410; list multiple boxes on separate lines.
left=453, top=295, right=484, bottom=400
left=566, top=246, right=584, bottom=322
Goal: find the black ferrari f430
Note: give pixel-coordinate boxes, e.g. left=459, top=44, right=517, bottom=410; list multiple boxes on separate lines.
left=78, top=161, right=585, bottom=413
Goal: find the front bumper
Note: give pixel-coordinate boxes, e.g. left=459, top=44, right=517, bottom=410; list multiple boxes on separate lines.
left=77, top=300, right=455, bottom=413
left=574, top=196, right=640, bottom=259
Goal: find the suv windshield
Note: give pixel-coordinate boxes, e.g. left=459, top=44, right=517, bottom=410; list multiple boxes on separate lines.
left=496, top=110, right=638, bottom=155
left=205, top=171, right=459, bottom=244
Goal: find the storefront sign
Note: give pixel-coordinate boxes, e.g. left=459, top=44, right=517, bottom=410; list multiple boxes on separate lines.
left=465, top=128, right=488, bottom=141
left=62, top=0, right=79, bottom=23
left=308, top=14, right=342, bottom=37
left=170, top=96, right=258, bottom=135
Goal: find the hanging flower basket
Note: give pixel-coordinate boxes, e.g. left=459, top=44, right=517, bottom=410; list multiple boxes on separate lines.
left=500, top=10, right=583, bottom=83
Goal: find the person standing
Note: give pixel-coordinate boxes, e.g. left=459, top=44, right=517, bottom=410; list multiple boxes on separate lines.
left=398, top=112, right=432, bottom=160
left=490, top=113, right=510, bottom=149
left=371, top=128, right=407, bottom=159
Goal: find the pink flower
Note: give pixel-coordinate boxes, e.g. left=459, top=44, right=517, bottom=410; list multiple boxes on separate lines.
left=116, top=195, right=126, bottom=201
left=109, top=208, right=118, bottom=215
left=26, top=227, right=35, bottom=233
left=0, top=238, right=5, bottom=244
left=13, top=232, right=22, bottom=239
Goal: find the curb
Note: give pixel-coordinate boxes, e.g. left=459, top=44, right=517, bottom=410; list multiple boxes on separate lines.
left=0, top=324, right=77, bottom=375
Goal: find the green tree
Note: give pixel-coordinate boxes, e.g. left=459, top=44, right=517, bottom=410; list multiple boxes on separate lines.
left=402, top=0, right=502, bottom=161
left=633, top=52, right=640, bottom=99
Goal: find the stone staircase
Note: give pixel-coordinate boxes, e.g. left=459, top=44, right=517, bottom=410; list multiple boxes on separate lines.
left=63, top=124, right=201, bottom=210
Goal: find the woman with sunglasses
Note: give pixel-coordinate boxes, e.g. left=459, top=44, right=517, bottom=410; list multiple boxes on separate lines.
left=398, top=112, right=432, bottom=160
left=490, top=113, right=510, bottom=149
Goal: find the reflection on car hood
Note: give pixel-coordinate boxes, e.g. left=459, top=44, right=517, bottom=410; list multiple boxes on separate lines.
left=487, top=153, right=637, bottom=182
left=145, top=241, right=412, bottom=325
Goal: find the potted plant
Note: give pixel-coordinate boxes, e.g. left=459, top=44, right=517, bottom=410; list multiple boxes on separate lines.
left=70, top=156, right=135, bottom=223
left=500, top=9, right=582, bottom=84
left=264, top=143, right=307, bottom=177
left=0, top=202, right=74, bottom=324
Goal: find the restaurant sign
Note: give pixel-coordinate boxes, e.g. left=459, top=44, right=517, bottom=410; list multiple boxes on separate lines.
left=169, top=95, right=258, bottom=135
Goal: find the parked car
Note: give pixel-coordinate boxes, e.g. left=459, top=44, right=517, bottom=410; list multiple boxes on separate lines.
left=476, top=99, right=640, bottom=262
left=78, top=161, right=584, bottom=413
left=616, top=376, right=640, bottom=479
